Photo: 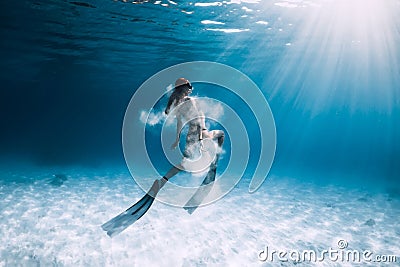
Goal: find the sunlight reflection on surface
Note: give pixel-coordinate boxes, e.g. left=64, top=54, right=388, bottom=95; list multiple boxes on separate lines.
left=264, top=0, right=400, bottom=116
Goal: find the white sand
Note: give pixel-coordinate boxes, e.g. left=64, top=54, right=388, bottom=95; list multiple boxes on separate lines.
left=0, top=168, right=399, bottom=266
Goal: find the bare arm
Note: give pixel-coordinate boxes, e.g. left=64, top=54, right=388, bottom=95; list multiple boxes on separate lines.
left=191, top=98, right=206, bottom=140
left=171, top=114, right=182, bottom=149
left=176, top=115, right=182, bottom=141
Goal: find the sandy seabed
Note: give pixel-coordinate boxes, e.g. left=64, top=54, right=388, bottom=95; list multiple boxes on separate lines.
left=0, top=168, right=399, bottom=266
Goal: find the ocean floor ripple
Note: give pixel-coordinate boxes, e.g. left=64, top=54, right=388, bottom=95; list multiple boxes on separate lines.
left=0, top=169, right=399, bottom=266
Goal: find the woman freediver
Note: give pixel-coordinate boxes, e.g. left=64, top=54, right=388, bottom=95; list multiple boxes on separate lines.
left=102, top=78, right=225, bottom=237
left=148, top=78, right=225, bottom=196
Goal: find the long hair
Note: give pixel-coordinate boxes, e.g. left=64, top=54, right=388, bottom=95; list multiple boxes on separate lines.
left=165, top=78, right=191, bottom=115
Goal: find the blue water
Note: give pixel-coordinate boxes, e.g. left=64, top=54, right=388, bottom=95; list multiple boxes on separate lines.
left=1, top=1, right=400, bottom=265
left=1, top=0, right=399, bottom=192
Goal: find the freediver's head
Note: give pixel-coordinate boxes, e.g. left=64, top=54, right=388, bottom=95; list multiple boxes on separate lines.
left=165, top=78, right=193, bottom=115
left=174, top=78, right=192, bottom=95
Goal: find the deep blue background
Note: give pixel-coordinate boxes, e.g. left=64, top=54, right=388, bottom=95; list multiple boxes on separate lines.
left=1, top=0, right=399, bottom=192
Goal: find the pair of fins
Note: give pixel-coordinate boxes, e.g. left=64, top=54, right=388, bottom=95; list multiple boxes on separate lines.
left=101, top=158, right=219, bottom=238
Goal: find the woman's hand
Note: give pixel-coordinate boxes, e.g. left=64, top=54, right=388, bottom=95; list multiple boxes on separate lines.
left=171, top=139, right=179, bottom=150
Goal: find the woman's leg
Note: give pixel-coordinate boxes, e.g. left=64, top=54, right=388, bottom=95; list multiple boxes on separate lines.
left=215, top=130, right=225, bottom=147
left=151, top=130, right=225, bottom=196
left=163, top=165, right=182, bottom=180
left=202, top=129, right=224, bottom=170
left=204, top=130, right=225, bottom=148
left=151, top=130, right=197, bottom=196
left=149, top=164, right=183, bottom=196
